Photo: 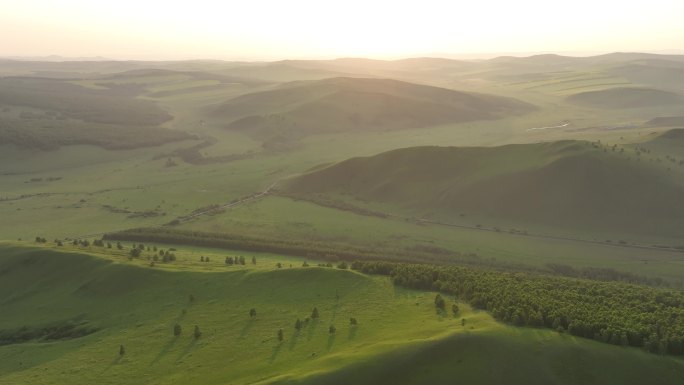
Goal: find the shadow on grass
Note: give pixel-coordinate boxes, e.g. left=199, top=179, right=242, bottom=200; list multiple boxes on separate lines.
left=102, top=355, right=123, bottom=374
left=348, top=325, right=357, bottom=341
left=240, top=318, right=256, bottom=339
left=288, top=330, right=301, bottom=351
left=326, top=333, right=336, bottom=351
left=175, top=338, right=198, bottom=364
left=269, top=342, right=283, bottom=363
left=174, top=309, right=188, bottom=323
left=150, top=336, right=179, bottom=366
left=306, top=319, right=319, bottom=341
left=330, top=298, right=340, bottom=324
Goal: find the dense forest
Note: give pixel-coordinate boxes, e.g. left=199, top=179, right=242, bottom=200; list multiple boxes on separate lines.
left=0, top=117, right=194, bottom=150
left=351, top=261, right=684, bottom=355
left=0, top=77, right=171, bottom=126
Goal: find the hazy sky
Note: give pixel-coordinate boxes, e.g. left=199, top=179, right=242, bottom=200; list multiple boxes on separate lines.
left=1, top=0, right=683, bottom=60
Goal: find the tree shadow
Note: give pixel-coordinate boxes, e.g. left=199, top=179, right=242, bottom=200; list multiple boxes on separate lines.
left=150, top=336, right=179, bottom=366
left=240, top=318, right=256, bottom=339
left=175, top=338, right=198, bottom=363
left=348, top=325, right=357, bottom=341
left=174, top=309, right=187, bottom=323
left=330, top=299, right=340, bottom=323
left=326, top=333, right=336, bottom=351
left=269, top=342, right=283, bottom=363
left=288, top=330, right=301, bottom=351
left=102, top=355, right=122, bottom=374
left=306, top=319, right=319, bottom=341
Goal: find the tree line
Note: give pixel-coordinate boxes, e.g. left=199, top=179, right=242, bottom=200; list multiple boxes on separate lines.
left=103, top=228, right=671, bottom=287
left=350, top=261, right=684, bottom=356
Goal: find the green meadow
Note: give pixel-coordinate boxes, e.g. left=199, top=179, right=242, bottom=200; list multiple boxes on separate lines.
left=1, top=54, right=684, bottom=383
left=1, top=243, right=682, bottom=385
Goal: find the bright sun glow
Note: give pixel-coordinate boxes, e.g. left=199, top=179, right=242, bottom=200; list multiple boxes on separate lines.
left=1, top=0, right=683, bottom=59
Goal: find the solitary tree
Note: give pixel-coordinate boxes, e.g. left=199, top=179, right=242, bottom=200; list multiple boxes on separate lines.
left=119, top=344, right=126, bottom=356
left=295, top=318, right=303, bottom=331
left=116, top=242, right=123, bottom=250
left=194, top=325, right=202, bottom=339
left=174, top=323, right=182, bottom=336
left=329, top=325, right=336, bottom=334
left=278, top=329, right=284, bottom=342
left=350, top=317, right=358, bottom=326
left=461, top=318, right=466, bottom=327
left=251, top=256, right=257, bottom=265
left=451, top=303, right=459, bottom=315
left=250, top=308, right=257, bottom=318
left=311, top=307, right=319, bottom=319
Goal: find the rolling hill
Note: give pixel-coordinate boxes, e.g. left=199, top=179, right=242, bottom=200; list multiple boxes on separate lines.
left=642, top=128, right=684, bottom=155
left=645, top=116, right=684, bottom=127
left=282, top=140, right=684, bottom=239
left=213, top=77, right=535, bottom=140
left=566, top=87, right=682, bottom=109
left=1, top=244, right=683, bottom=385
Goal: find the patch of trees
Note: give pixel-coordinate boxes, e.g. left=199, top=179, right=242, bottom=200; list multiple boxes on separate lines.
left=0, top=77, right=171, bottom=126
left=103, top=227, right=673, bottom=288
left=225, top=256, right=246, bottom=265
left=0, top=117, right=194, bottom=151
left=102, top=227, right=479, bottom=266
left=351, top=261, right=684, bottom=355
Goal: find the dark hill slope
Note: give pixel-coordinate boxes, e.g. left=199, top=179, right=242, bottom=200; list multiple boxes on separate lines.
left=283, top=141, right=684, bottom=237
left=566, top=87, right=682, bottom=109
left=642, top=128, right=684, bottom=154
left=213, top=77, right=535, bottom=139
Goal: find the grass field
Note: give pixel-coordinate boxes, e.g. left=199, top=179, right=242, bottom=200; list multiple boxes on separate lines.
left=1, top=243, right=683, bottom=385
left=2, top=56, right=684, bottom=383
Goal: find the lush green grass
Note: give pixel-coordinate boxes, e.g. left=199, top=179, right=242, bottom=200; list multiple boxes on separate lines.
left=0, top=244, right=682, bottom=385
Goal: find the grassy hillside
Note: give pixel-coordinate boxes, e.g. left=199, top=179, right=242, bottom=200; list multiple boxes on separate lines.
left=214, top=77, right=535, bottom=140
left=566, top=87, right=682, bottom=109
left=645, top=116, right=684, bottom=127
left=640, top=128, right=684, bottom=157
left=1, top=244, right=682, bottom=385
left=282, top=140, right=684, bottom=239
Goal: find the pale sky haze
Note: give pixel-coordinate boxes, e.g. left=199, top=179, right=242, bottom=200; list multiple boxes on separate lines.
left=1, top=0, right=682, bottom=60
